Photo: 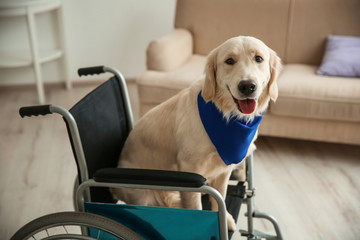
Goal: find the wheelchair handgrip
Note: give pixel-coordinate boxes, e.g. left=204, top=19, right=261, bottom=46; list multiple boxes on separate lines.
left=78, top=66, right=105, bottom=76
left=19, top=105, right=52, bottom=118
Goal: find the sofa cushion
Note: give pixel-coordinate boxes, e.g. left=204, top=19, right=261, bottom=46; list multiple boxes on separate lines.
left=175, top=0, right=291, bottom=60
left=137, top=55, right=206, bottom=104
left=317, top=35, right=360, bottom=77
left=271, top=64, right=360, bottom=122
left=286, top=0, right=360, bottom=65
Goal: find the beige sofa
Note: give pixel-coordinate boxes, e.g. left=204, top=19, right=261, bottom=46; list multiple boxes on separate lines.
left=137, top=0, right=360, bottom=145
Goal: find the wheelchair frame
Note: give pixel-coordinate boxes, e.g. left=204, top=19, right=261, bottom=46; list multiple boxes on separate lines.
left=58, top=66, right=229, bottom=239
left=15, top=66, right=284, bottom=240
left=241, top=154, right=283, bottom=239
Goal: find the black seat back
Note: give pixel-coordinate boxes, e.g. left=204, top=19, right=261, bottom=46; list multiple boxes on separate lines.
left=66, top=77, right=130, bottom=203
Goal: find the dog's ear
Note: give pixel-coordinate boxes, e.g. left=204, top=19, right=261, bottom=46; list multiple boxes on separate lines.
left=202, top=48, right=218, bottom=102
left=268, top=50, right=282, bottom=102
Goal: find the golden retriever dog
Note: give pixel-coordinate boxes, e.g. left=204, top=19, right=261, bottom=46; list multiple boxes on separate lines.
left=111, top=36, right=282, bottom=231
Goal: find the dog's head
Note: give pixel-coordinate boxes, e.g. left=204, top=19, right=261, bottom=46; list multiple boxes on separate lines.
left=202, top=36, right=282, bottom=122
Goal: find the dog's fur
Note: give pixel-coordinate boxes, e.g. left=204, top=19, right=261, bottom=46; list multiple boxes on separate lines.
left=111, top=36, right=282, bottom=230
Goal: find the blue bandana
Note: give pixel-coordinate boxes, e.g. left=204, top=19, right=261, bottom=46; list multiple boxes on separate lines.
left=197, top=92, right=263, bottom=165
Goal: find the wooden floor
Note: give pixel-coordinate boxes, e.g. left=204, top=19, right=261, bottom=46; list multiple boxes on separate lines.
left=0, top=82, right=359, bottom=240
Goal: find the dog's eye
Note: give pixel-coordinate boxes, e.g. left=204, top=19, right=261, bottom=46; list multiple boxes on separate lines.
left=255, top=55, right=263, bottom=63
left=225, top=58, right=235, bottom=65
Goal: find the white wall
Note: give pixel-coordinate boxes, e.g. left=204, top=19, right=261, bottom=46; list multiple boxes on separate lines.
left=0, top=0, right=176, bottom=85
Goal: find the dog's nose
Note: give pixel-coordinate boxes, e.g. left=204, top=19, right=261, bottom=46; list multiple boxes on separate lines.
left=238, top=80, right=257, bottom=96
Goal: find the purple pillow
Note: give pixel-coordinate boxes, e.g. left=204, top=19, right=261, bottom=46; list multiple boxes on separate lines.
left=317, top=35, right=360, bottom=77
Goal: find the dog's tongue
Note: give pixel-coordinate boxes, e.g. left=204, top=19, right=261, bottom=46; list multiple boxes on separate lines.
left=238, top=99, right=256, bottom=114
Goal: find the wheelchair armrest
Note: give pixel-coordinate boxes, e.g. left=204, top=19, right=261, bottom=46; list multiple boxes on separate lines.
left=93, top=168, right=207, bottom=188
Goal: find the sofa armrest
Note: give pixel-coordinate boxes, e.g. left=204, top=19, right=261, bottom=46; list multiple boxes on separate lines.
left=146, top=28, right=193, bottom=71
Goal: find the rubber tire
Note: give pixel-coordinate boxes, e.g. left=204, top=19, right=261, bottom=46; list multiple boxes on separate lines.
left=11, top=211, right=143, bottom=240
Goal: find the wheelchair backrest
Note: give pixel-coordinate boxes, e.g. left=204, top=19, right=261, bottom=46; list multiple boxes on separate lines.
left=65, top=76, right=130, bottom=203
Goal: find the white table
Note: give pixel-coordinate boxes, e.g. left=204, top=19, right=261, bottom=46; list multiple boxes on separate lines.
left=0, top=0, right=70, bottom=104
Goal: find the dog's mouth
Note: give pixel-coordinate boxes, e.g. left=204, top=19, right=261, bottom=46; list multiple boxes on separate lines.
left=227, top=85, right=257, bottom=114
left=234, top=98, right=257, bottom=114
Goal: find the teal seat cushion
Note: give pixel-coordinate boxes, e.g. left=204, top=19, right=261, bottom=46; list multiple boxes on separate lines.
left=85, top=202, right=220, bottom=240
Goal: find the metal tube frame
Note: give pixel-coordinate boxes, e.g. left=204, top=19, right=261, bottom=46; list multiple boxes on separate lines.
left=76, top=180, right=229, bottom=240
left=49, top=66, right=135, bottom=203
left=247, top=153, right=255, bottom=236
left=243, top=154, right=284, bottom=240
left=49, top=67, right=229, bottom=238
left=49, top=105, right=91, bottom=202
left=103, top=66, right=134, bottom=131
left=47, top=67, right=285, bottom=239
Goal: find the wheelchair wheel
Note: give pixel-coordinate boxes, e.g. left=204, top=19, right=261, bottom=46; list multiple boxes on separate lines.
left=11, top=211, right=143, bottom=240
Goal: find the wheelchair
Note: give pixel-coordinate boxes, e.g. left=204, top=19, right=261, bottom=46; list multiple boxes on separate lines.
left=13, top=66, right=284, bottom=240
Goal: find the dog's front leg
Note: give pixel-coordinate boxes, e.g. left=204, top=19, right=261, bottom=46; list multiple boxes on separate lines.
left=209, top=170, right=237, bottom=231
left=180, top=192, right=202, bottom=210
left=177, top=158, right=203, bottom=210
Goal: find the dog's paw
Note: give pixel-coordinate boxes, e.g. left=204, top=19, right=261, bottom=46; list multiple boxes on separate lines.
left=227, top=212, right=237, bottom=231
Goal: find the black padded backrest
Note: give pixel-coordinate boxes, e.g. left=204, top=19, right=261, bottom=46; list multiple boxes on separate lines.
left=67, top=76, right=130, bottom=203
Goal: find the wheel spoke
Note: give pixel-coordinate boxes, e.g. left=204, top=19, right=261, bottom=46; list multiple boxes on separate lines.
left=11, top=212, right=142, bottom=240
